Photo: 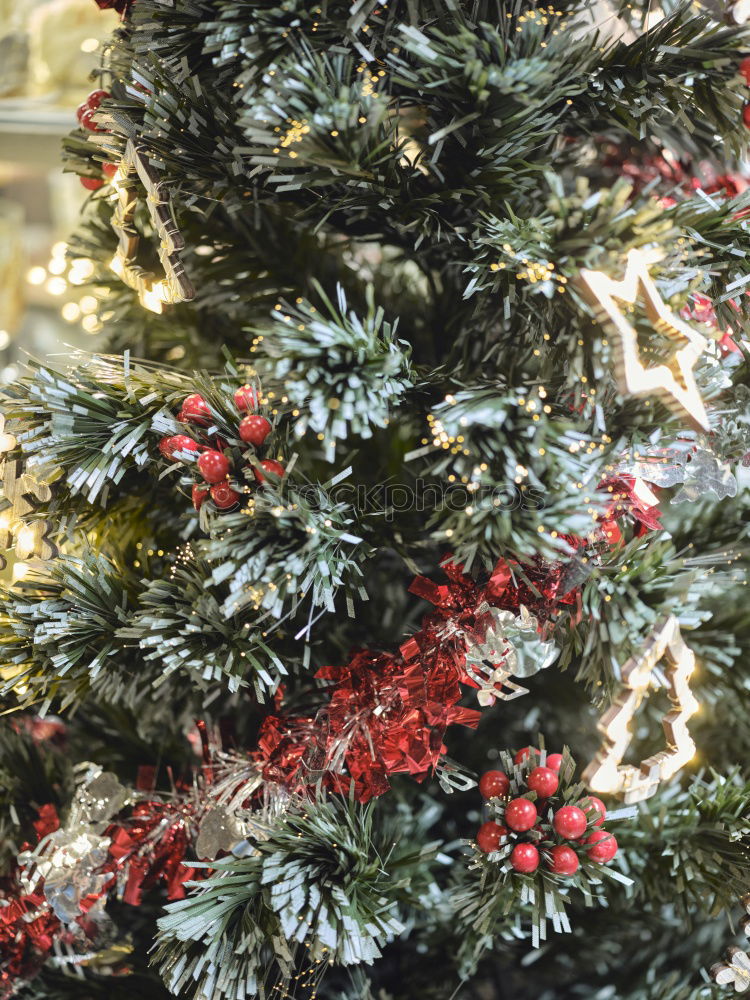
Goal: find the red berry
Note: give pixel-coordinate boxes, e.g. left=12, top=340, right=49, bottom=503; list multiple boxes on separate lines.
left=80, top=176, right=104, bottom=191
left=478, top=770, right=510, bottom=800
left=179, top=393, right=212, bottom=426
left=505, top=798, right=537, bottom=832
left=254, top=459, right=285, bottom=483
left=582, top=796, right=606, bottom=828
left=198, top=450, right=231, bottom=484
left=585, top=830, right=618, bottom=863
left=476, top=821, right=507, bottom=853
left=234, top=385, right=258, bottom=412
left=741, top=56, right=750, bottom=84
left=86, top=89, right=110, bottom=109
left=546, top=753, right=563, bottom=772
left=514, top=746, right=537, bottom=765
left=239, top=414, right=272, bottom=447
left=510, top=843, right=539, bottom=873
left=75, top=102, right=89, bottom=122
left=80, top=108, right=102, bottom=132
left=527, top=766, right=559, bottom=798
left=192, top=484, right=209, bottom=511
left=547, top=845, right=579, bottom=876
left=166, top=435, right=199, bottom=460
left=159, top=434, right=194, bottom=460
left=744, top=103, right=750, bottom=130
left=102, top=161, right=118, bottom=178
left=553, top=805, right=587, bottom=840
left=210, top=483, right=241, bottom=510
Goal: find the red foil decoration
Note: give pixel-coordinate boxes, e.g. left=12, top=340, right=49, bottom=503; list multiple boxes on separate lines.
left=0, top=880, right=60, bottom=999
left=106, top=800, right=198, bottom=905
left=255, top=555, right=579, bottom=801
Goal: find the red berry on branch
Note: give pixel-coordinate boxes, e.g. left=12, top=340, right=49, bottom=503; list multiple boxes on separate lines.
left=210, top=483, right=241, bottom=510
left=741, top=56, right=750, bottom=84
left=582, top=796, right=606, bottom=828
left=192, top=484, right=209, bottom=511
left=547, top=845, right=579, bottom=876
left=254, top=459, right=285, bottom=483
left=80, top=176, right=104, bottom=190
left=165, top=435, right=199, bottom=460
left=80, top=108, right=103, bottom=132
left=102, top=162, right=118, bottom=178
left=234, top=385, right=258, bottom=412
left=546, top=753, right=563, bottom=772
left=584, top=830, right=618, bottom=863
left=744, top=103, right=750, bottom=130
left=198, top=450, right=231, bottom=484
left=478, top=770, right=510, bottom=800
left=476, top=821, right=507, bottom=853
left=514, top=746, right=537, bottom=765
left=86, top=89, right=110, bottom=109
left=553, top=805, right=587, bottom=840
left=76, top=102, right=89, bottom=122
left=510, top=843, right=539, bottom=873
left=158, top=436, right=174, bottom=458
left=239, top=414, right=272, bottom=447
left=179, top=393, right=212, bottom=426
left=527, top=766, right=558, bottom=798
left=505, top=797, right=537, bottom=832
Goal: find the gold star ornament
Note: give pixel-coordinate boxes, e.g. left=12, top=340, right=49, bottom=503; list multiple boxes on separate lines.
left=582, top=616, right=699, bottom=803
left=578, top=248, right=710, bottom=432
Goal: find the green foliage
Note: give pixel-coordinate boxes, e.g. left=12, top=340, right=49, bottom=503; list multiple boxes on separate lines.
left=0, top=554, right=134, bottom=712
left=4, top=1, right=750, bottom=998
left=250, top=283, right=413, bottom=460
left=118, top=560, right=286, bottom=699
left=154, top=793, right=437, bottom=1000
left=622, top=770, right=750, bottom=917
left=206, top=481, right=370, bottom=621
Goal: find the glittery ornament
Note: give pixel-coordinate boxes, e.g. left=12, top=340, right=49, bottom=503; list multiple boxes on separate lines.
left=36, top=830, right=112, bottom=923
left=462, top=603, right=558, bottom=706
left=108, top=139, right=195, bottom=313
left=671, top=446, right=737, bottom=504
left=616, top=445, right=689, bottom=488
left=195, top=806, right=244, bottom=860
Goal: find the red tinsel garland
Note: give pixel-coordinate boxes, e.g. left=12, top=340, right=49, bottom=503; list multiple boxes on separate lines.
left=254, top=554, right=581, bottom=801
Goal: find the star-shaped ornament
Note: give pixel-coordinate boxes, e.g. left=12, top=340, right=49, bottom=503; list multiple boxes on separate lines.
left=578, top=249, right=710, bottom=432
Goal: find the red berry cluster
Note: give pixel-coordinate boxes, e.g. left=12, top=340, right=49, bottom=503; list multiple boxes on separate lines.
left=475, top=747, right=618, bottom=876
left=158, top=386, right=283, bottom=513
left=741, top=57, right=750, bottom=129
left=75, top=89, right=118, bottom=190
left=76, top=89, right=109, bottom=133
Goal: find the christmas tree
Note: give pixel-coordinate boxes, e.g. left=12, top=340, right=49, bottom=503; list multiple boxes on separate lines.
left=3, top=0, right=750, bottom=997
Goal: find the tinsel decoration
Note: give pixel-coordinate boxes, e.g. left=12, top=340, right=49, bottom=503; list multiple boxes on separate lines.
left=617, top=440, right=739, bottom=505
left=0, top=741, right=288, bottom=996
left=255, top=556, right=576, bottom=801
left=462, top=602, right=558, bottom=705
